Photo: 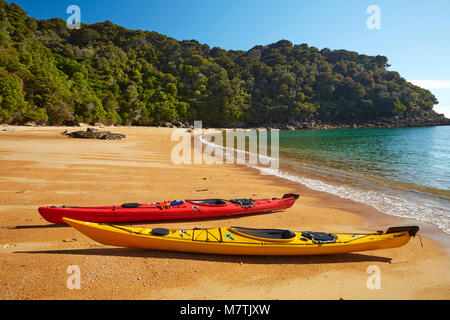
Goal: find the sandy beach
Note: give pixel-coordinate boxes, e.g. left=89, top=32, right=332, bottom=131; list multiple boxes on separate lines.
left=0, top=126, right=449, bottom=300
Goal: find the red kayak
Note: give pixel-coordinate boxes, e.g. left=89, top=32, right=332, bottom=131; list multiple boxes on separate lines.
left=38, top=194, right=299, bottom=224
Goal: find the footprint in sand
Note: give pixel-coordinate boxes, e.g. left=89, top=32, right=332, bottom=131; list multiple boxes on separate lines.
left=2, top=244, right=18, bottom=249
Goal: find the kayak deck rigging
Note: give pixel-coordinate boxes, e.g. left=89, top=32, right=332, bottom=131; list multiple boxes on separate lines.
left=103, top=224, right=379, bottom=246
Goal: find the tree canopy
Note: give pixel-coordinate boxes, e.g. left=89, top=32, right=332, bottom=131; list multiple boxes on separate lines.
left=0, top=1, right=439, bottom=126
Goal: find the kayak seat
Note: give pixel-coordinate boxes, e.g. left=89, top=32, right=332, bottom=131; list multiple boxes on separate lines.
left=231, top=227, right=296, bottom=240
left=187, top=199, right=228, bottom=205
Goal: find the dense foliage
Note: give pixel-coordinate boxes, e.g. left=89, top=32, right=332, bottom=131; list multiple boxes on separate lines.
left=0, top=1, right=439, bottom=126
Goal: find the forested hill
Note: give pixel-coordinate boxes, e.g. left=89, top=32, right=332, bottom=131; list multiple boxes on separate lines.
left=0, top=1, right=444, bottom=127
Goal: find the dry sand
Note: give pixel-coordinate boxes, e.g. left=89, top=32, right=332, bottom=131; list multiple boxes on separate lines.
left=0, top=126, right=449, bottom=300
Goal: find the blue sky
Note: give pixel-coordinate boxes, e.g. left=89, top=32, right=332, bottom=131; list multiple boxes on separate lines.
left=8, top=0, right=450, bottom=116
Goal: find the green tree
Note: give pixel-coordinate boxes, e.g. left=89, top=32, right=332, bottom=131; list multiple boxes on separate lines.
left=0, top=0, right=441, bottom=126
left=0, top=70, right=27, bottom=122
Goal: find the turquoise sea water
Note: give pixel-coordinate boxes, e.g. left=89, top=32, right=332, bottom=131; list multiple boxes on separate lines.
left=201, top=126, right=450, bottom=233
left=276, top=126, right=450, bottom=233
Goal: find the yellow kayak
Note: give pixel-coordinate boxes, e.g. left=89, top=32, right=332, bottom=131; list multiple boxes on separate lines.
left=64, top=218, right=419, bottom=256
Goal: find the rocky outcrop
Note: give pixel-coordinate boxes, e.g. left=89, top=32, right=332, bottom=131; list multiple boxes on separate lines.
left=247, top=113, right=450, bottom=130
left=1, top=126, right=17, bottom=132
left=159, top=121, right=191, bottom=128
left=64, top=127, right=126, bottom=140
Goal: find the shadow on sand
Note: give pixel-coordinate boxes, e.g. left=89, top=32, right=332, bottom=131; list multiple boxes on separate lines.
left=9, top=209, right=286, bottom=229
left=10, top=224, right=68, bottom=229
left=15, top=247, right=392, bottom=264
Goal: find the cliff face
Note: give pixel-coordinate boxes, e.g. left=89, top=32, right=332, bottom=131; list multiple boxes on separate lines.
left=0, top=0, right=447, bottom=128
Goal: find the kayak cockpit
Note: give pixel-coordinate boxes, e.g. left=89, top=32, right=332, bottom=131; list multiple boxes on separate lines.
left=185, top=199, right=228, bottom=206
left=229, top=226, right=296, bottom=242
left=185, top=198, right=256, bottom=206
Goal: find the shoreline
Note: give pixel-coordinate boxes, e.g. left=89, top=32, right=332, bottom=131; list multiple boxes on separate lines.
left=2, top=117, right=450, bottom=131
left=0, top=126, right=449, bottom=299
left=198, top=127, right=450, bottom=241
left=245, top=164, right=450, bottom=253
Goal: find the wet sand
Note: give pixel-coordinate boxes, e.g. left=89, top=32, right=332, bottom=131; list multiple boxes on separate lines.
left=0, top=126, right=449, bottom=299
